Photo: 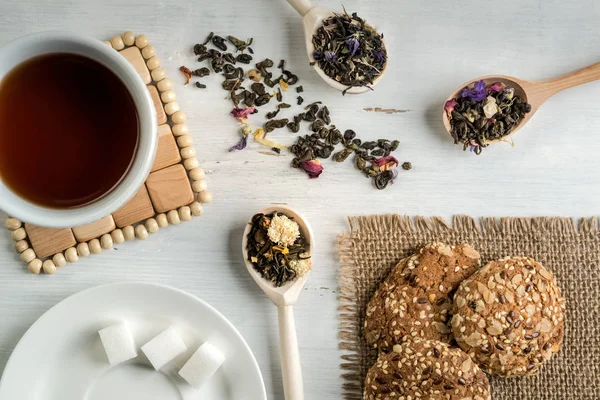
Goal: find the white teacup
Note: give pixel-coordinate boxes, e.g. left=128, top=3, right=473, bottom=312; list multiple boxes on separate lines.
left=0, top=32, right=157, bottom=228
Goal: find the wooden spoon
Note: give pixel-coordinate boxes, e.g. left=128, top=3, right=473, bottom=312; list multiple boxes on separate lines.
left=285, top=0, right=386, bottom=94
left=442, top=62, right=600, bottom=143
left=242, top=205, right=314, bottom=400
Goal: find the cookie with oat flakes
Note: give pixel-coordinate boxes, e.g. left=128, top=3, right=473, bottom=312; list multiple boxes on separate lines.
left=364, top=243, right=481, bottom=352
left=451, top=256, right=565, bottom=377
left=364, top=339, right=491, bottom=400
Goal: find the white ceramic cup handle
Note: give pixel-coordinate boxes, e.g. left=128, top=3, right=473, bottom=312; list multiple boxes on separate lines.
left=286, top=0, right=313, bottom=17
left=277, top=305, right=304, bottom=400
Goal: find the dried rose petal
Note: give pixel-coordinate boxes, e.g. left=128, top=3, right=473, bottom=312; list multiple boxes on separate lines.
left=179, top=66, right=192, bottom=85
left=487, top=82, right=504, bottom=93
left=444, top=99, right=458, bottom=117
left=300, top=159, right=323, bottom=179
left=373, top=156, right=399, bottom=171
left=230, top=106, right=256, bottom=123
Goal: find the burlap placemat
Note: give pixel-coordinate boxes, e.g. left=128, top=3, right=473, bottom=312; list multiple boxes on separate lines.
left=338, top=215, right=600, bottom=400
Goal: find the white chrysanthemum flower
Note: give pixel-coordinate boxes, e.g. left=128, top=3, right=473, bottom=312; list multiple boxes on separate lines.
left=267, top=214, right=300, bottom=247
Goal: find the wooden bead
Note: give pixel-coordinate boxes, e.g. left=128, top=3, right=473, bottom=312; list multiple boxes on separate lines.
left=111, top=229, right=125, bottom=244
left=151, top=67, right=166, bottom=82
left=5, top=217, right=22, bottom=230
left=141, top=45, right=156, bottom=59
left=123, top=226, right=135, bottom=241
left=189, top=167, right=205, bottom=181
left=123, top=31, right=135, bottom=46
left=198, top=191, right=213, bottom=204
left=15, top=240, right=29, bottom=253
left=167, top=210, right=180, bottom=225
left=53, top=253, right=67, bottom=267
left=28, top=259, right=42, bottom=274
left=111, top=36, right=125, bottom=50
left=172, top=124, right=188, bottom=136
left=135, top=34, right=149, bottom=48
left=146, top=56, right=161, bottom=70
left=171, top=111, right=187, bottom=124
left=65, top=247, right=78, bottom=263
left=156, top=213, right=169, bottom=228
left=184, top=158, right=199, bottom=170
left=177, top=135, right=193, bottom=147
left=89, top=239, right=102, bottom=254
left=11, top=227, right=27, bottom=241
left=178, top=206, right=192, bottom=221
left=135, top=224, right=148, bottom=240
left=101, top=234, right=113, bottom=249
left=190, top=202, right=203, bottom=216
left=20, top=248, right=36, bottom=263
left=161, top=90, right=176, bottom=103
left=77, top=242, right=90, bottom=257
left=180, top=146, right=196, bottom=159
left=192, top=180, right=207, bottom=192
left=104, top=40, right=112, bottom=47
left=145, top=218, right=159, bottom=233
left=157, top=78, right=173, bottom=92
left=164, top=101, right=179, bottom=115
left=42, top=260, right=56, bottom=275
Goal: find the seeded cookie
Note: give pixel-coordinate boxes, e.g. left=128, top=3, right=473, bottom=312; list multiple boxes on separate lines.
left=451, top=256, right=566, bottom=377
left=364, top=339, right=491, bottom=400
left=364, top=243, right=481, bottom=352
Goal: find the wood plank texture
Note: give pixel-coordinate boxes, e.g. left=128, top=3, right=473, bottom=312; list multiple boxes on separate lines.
left=119, top=46, right=151, bottom=84
left=147, top=85, right=167, bottom=125
left=72, top=216, right=116, bottom=242
left=151, top=124, right=181, bottom=172
left=146, top=164, right=194, bottom=212
left=111, top=185, right=155, bottom=228
left=24, top=224, right=76, bottom=258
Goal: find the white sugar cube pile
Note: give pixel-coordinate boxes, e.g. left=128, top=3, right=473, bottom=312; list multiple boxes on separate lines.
left=179, top=342, right=225, bottom=389
left=98, top=322, right=224, bottom=389
left=141, top=327, right=187, bottom=370
left=98, top=322, right=138, bottom=366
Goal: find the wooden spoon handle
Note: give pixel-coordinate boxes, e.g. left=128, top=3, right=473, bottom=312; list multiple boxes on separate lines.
left=286, top=0, right=313, bottom=17
left=533, top=61, right=600, bottom=102
left=277, top=305, right=304, bottom=400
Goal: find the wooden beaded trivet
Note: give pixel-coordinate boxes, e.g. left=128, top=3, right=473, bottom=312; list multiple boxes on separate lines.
left=3, top=31, right=212, bottom=275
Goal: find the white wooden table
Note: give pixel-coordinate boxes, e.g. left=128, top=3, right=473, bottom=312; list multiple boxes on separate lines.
left=1, top=1, right=599, bottom=398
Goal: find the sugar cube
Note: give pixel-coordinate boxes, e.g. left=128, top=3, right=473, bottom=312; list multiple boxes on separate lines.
left=179, top=342, right=225, bottom=388
left=98, top=322, right=138, bottom=366
left=141, top=327, right=187, bottom=370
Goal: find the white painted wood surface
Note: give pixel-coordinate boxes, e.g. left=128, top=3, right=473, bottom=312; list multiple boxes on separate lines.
left=1, top=1, right=600, bottom=398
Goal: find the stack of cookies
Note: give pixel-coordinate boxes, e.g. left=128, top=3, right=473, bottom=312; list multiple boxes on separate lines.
left=363, top=243, right=566, bottom=400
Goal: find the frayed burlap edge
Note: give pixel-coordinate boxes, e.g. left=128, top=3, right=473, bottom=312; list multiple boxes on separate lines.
left=338, top=215, right=599, bottom=400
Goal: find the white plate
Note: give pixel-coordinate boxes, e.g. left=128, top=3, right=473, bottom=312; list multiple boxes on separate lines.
left=0, top=283, right=266, bottom=400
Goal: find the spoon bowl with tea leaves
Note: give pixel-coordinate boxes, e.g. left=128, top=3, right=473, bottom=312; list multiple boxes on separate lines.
left=242, top=204, right=314, bottom=400
left=443, top=61, right=600, bottom=146
left=286, top=0, right=387, bottom=94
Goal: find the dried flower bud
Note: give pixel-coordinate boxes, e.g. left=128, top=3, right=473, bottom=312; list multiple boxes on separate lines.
left=248, top=69, right=262, bottom=82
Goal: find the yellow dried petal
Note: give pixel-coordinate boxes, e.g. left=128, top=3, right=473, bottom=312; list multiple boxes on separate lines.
left=253, top=128, right=288, bottom=149
left=272, top=246, right=290, bottom=255
left=279, top=79, right=289, bottom=91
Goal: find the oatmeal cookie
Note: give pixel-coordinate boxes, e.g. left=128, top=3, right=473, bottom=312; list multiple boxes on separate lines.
left=364, top=243, right=481, bottom=352
left=364, top=339, right=491, bottom=400
left=451, top=256, right=566, bottom=377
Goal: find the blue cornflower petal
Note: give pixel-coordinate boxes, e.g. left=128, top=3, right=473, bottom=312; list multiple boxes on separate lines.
left=345, top=37, right=360, bottom=56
